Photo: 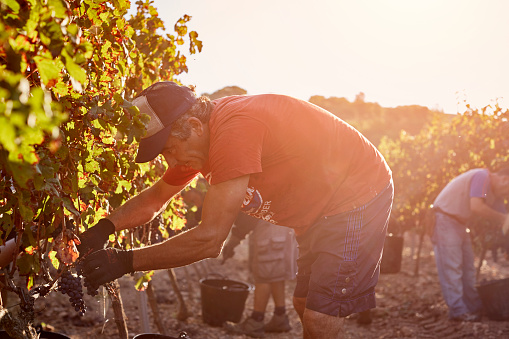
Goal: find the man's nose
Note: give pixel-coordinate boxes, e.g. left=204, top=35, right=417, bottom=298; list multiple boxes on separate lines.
left=164, top=156, right=178, bottom=168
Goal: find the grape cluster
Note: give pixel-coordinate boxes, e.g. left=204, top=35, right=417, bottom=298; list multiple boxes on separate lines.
left=58, top=270, right=87, bottom=316
left=83, top=279, right=99, bottom=297
left=76, top=262, right=99, bottom=297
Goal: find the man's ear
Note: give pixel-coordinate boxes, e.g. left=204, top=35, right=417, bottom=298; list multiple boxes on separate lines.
left=188, top=117, right=204, bottom=135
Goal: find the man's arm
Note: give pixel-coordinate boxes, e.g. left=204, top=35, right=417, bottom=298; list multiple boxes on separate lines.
left=131, top=174, right=250, bottom=271
left=470, top=197, right=507, bottom=225
left=77, top=177, right=186, bottom=257
left=107, top=177, right=186, bottom=231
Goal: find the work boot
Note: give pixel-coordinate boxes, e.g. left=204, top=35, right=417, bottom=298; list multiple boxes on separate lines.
left=224, top=317, right=265, bottom=338
left=264, top=313, right=291, bottom=333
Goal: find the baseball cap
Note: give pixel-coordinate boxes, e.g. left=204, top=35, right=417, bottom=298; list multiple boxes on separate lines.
left=132, top=81, right=197, bottom=163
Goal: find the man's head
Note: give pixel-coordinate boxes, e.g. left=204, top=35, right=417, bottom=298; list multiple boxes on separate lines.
left=132, top=81, right=213, bottom=165
left=491, top=166, right=509, bottom=198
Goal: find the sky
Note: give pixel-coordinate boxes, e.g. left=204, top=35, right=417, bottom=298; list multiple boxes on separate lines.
left=136, top=0, right=509, bottom=114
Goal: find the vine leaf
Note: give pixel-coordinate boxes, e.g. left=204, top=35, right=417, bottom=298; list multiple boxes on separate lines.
left=33, top=55, right=61, bottom=88
left=135, top=271, right=154, bottom=291
left=54, top=230, right=80, bottom=265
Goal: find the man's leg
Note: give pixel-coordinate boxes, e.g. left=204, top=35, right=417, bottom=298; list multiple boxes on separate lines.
left=270, top=280, right=286, bottom=307
left=303, top=308, right=345, bottom=339
left=293, top=296, right=309, bottom=337
left=461, top=237, right=482, bottom=314
left=264, top=281, right=292, bottom=333
left=252, top=282, right=271, bottom=313
left=293, top=296, right=305, bottom=321
left=433, top=214, right=470, bottom=318
left=293, top=182, right=393, bottom=339
left=293, top=297, right=345, bottom=339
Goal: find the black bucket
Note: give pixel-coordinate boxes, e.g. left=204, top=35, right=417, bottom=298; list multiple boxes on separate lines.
left=199, top=276, right=254, bottom=326
left=0, top=330, right=70, bottom=339
left=476, top=277, right=509, bottom=321
left=380, top=234, right=404, bottom=274
left=133, top=332, right=190, bottom=339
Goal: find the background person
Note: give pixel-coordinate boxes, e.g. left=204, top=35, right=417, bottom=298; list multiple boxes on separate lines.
left=79, top=81, right=393, bottom=338
left=431, top=166, right=509, bottom=322
left=222, top=213, right=298, bottom=338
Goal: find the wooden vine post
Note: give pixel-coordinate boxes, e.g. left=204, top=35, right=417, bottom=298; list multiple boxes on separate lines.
left=146, top=281, right=167, bottom=335
left=167, top=268, right=189, bottom=321
left=108, top=281, right=129, bottom=339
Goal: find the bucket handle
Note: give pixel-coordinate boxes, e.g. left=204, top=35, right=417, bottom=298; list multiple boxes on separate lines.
left=205, top=272, right=228, bottom=280
left=227, top=283, right=249, bottom=292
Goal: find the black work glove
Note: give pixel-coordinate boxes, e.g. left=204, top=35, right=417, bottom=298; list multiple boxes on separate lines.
left=82, top=248, right=134, bottom=289
left=221, top=235, right=241, bottom=264
left=221, top=243, right=236, bottom=263
left=77, top=218, right=115, bottom=258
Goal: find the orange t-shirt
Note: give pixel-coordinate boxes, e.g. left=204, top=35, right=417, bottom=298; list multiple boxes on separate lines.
left=163, top=94, right=391, bottom=235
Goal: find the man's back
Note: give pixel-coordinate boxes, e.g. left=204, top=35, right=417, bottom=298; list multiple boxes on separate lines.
left=165, top=93, right=392, bottom=232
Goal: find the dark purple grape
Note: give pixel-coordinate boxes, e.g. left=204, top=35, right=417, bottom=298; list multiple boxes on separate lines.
left=58, top=270, right=87, bottom=315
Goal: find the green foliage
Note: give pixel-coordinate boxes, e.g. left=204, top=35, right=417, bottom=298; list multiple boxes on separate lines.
left=309, top=94, right=437, bottom=146
left=134, top=270, right=153, bottom=291
left=0, top=0, right=201, bottom=285
left=379, top=104, right=509, bottom=234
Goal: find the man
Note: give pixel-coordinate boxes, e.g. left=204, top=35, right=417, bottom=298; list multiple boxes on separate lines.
left=431, top=167, right=509, bottom=322
left=80, top=81, right=393, bottom=338
left=222, top=213, right=298, bottom=338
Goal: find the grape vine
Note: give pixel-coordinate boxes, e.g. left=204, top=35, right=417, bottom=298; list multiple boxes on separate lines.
left=0, top=0, right=201, bottom=335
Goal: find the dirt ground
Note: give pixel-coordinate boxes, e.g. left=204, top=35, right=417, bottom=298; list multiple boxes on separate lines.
left=5, top=232, right=509, bottom=339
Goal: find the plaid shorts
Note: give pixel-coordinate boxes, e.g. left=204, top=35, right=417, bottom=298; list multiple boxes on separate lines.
left=294, top=180, right=393, bottom=317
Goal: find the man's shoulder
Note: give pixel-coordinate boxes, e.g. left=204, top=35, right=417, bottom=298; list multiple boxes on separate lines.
left=470, top=168, right=490, bottom=191
left=452, top=168, right=487, bottom=182
left=463, top=168, right=489, bottom=188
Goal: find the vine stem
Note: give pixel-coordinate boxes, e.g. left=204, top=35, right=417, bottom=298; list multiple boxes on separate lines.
left=0, top=279, right=16, bottom=294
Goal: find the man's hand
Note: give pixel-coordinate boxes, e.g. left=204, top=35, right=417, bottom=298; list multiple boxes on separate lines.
left=77, top=219, right=115, bottom=258
left=81, top=248, right=134, bottom=289
left=221, top=242, right=236, bottom=263
left=221, top=234, right=242, bottom=264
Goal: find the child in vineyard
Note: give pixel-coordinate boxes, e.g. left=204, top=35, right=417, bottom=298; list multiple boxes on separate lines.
left=222, top=213, right=298, bottom=337
left=431, top=167, right=509, bottom=322
left=79, top=81, right=393, bottom=339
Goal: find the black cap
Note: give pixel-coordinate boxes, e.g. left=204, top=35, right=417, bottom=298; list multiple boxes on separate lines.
left=132, top=82, right=197, bottom=163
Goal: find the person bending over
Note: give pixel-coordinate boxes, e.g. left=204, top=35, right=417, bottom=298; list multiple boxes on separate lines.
left=79, top=81, right=393, bottom=338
